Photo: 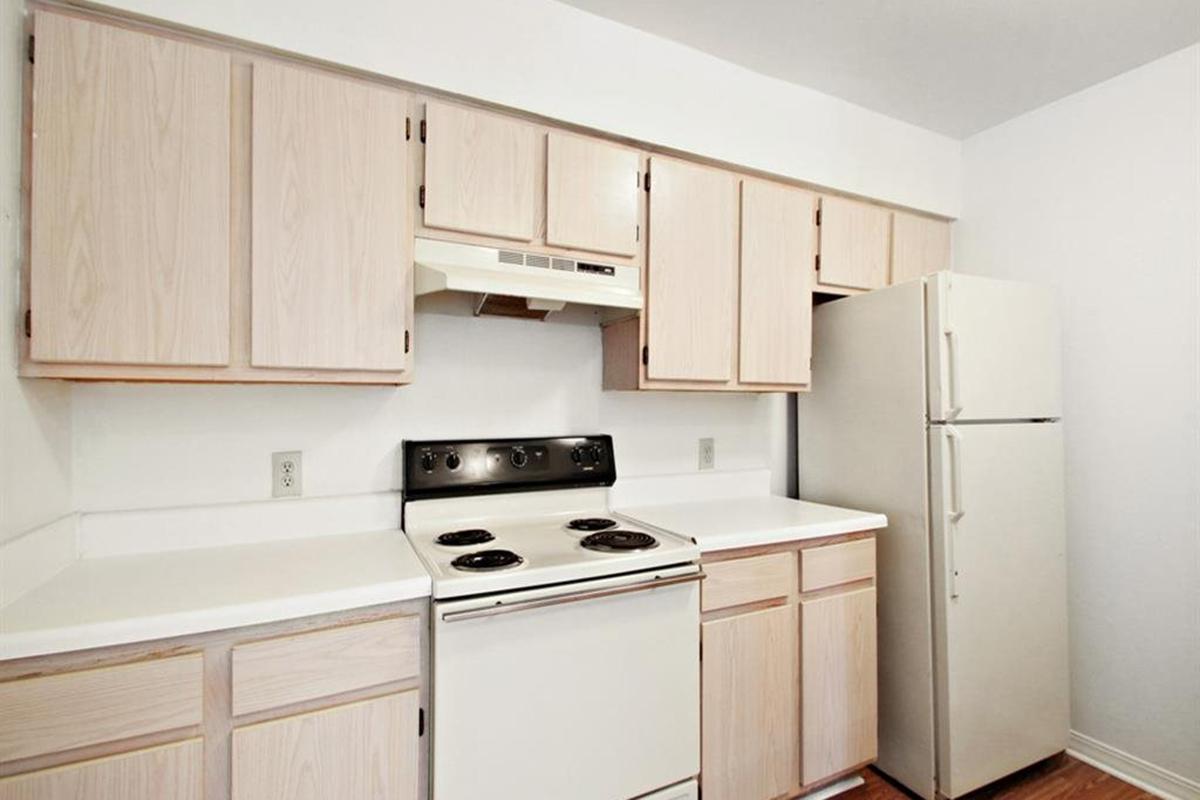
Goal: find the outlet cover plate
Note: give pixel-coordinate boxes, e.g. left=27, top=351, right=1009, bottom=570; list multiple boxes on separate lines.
left=272, top=451, right=302, bottom=498
left=698, top=438, right=715, bottom=471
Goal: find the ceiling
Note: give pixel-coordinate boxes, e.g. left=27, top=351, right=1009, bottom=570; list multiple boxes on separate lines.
left=555, top=0, right=1200, bottom=138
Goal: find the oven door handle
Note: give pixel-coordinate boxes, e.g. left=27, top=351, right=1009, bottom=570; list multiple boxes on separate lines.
left=440, top=571, right=704, bottom=623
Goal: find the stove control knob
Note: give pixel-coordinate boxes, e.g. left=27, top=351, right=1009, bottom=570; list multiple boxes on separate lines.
left=589, top=444, right=604, bottom=464
left=570, top=447, right=583, bottom=464
left=510, top=448, right=529, bottom=469
left=420, top=451, right=439, bottom=472
left=445, top=452, right=462, bottom=471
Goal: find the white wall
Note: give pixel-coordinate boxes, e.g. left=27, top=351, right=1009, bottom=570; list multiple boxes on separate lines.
left=94, top=0, right=962, bottom=217
left=956, top=45, right=1200, bottom=783
left=0, top=0, right=71, bottom=544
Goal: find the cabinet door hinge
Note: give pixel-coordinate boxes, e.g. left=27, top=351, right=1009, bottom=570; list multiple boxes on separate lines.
left=641, top=345, right=648, bottom=366
left=27, top=34, right=34, bottom=64
left=643, top=170, right=650, bottom=192
left=815, top=206, right=822, bottom=226
left=23, top=309, right=31, bottom=338
left=815, top=253, right=821, bottom=271
left=405, top=117, right=411, bottom=141
left=418, top=707, right=425, bottom=736
left=418, top=185, right=425, bottom=208
left=419, top=119, right=426, bottom=143
left=404, top=329, right=410, bottom=354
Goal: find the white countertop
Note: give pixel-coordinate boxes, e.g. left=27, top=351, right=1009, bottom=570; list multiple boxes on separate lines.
left=618, top=495, right=887, bottom=553
left=0, top=529, right=431, bottom=661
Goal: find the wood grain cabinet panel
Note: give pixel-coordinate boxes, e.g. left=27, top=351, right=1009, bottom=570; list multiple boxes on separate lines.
left=817, top=196, right=891, bottom=291
left=702, top=552, right=796, bottom=612
left=231, top=616, right=420, bottom=716
left=250, top=61, right=410, bottom=371
left=0, top=654, right=203, bottom=762
left=422, top=101, right=540, bottom=242
left=891, top=211, right=951, bottom=285
left=29, top=12, right=231, bottom=366
left=0, top=739, right=203, bottom=800
left=545, top=132, right=640, bottom=257
left=232, top=692, right=419, bottom=800
left=800, top=586, right=878, bottom=785
left=800, top=538, right=876, bottom=592
left=739, top=180, right=816, bottom=386
left=701, top=605, right=800, bottom=800
left=645, top=157, right=739, bottom=382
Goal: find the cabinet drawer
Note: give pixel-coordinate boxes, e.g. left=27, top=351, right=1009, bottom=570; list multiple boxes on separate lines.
left=232, top=616, right=419, bottom=716
left=0, top=738, right=203, bottom=800
left=800, top=538, right=876, bottom=592
left=702, top=553, right=796, bottom=612
left=0, top=654, right=203, bottom=763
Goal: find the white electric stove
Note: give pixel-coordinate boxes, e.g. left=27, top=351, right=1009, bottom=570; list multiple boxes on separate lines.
left=402, top=435, right=701, bottom=800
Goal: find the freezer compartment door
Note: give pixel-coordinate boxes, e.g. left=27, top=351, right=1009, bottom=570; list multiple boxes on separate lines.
left=929, top=422, right=1069, bottom=798
left=927, top=272, right=1062, bottom=422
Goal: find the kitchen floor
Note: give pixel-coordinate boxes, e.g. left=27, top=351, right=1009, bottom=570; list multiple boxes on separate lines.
left=847, top=756, right=1155, bottom=799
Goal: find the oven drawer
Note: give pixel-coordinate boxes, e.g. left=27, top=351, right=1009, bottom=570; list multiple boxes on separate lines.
left=433, top=568, right=700, bottom=800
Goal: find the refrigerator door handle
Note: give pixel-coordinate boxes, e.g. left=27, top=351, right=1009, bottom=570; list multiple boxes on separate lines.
left=944, top=327, right=964, bottom=420
left=945, top=426, right=964, bottom=598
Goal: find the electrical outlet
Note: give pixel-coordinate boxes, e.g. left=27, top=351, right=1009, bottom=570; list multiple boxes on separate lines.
left=272, top=451, right=302, bottom=498
left=698, top=438, right=715, bottom=471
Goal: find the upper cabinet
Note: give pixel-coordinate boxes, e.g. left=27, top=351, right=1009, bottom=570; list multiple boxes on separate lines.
left=545, top=132, right=640, bottom=257
left=891, top=211, right=952, bottom=284
left=739, top=180, right=816, bottom=386
left=643, top=157, right=739, bottom=383
left=250, top=62, right=410, bottom=372
left=422, top=101, right=540, bottom=242
left=816, top=196, right=892, bottom=291
left=28, top=12, right=231, bottom=366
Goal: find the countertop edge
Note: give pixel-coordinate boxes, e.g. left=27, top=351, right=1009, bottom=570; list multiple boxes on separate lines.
left=693, top=514, right=887, bottom=554
left=0, top=576, right=432, bottom=662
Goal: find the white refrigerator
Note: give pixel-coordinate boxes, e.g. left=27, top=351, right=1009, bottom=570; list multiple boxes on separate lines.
left=798, top=272, right=1069, bottom=799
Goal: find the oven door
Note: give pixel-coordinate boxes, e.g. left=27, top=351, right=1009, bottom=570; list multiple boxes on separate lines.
left=432, top=565, right=701, bottom=800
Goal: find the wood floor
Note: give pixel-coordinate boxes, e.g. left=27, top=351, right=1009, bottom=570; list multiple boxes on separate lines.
left=844, top=755, right=1156, bottom=799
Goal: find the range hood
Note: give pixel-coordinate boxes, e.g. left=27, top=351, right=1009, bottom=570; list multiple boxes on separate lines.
left=414, top=238, right=642, bottom=318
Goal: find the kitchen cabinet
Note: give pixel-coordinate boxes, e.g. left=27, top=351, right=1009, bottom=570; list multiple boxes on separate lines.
left=738, top=180, right=816, bottom=386
left=251, top=61, right=411, bottom=371
left=644, top=156, right=740, bottom=383
left=816, top=196, right=892, bottom=291
left=546, top=132, right=641, bottom=257
left=232, top=692, right=419, bottom=800
left=0, top=740, right=203, bottom=800
left=891, top=211, right=952, bottom=284
left=422, top=101, right=540, bottom=242
left=701, top=606, right=800, bottom=800
left=699, top=534, right=878, bottom=798
left=28, top=11, right=231, bottom=367
left=0, top=603, right=426, bottom=800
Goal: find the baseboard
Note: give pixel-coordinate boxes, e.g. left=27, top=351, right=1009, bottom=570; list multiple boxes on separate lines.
left=1068, top=730, right=1200, bottom=800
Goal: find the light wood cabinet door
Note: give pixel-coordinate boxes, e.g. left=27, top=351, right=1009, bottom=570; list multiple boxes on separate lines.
left=645, top=157, right=738, bottom=382
left=422, top=101, right=539, bottom=241
left=890, top=211, right=951, bottom=285
left=0, top=739, right=202, bottom=800
left=545, top=132, right=640, bottom=257
left=817, top=196, right=891, bottom=291
left=250, top=61, right=409, bottom=371
left=739, top=180, right=815, bottom=385
left=701, top=605, right=800, bottom=800
left=232, top=692, right=419, bottom=800
left=800, top=586, right=878, bottom=785
left=29, top=12, right=231, bottom=366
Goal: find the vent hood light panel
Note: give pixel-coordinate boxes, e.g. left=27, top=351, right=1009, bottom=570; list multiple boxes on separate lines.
left=413, top=238, right=643, bottom=315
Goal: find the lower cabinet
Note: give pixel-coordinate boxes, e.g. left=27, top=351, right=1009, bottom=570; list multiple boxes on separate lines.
left=0, top=739, right=203, bottom=800
left=232, top=692, right=419, bottom=800
left=700, top=535, right=878, bottom=800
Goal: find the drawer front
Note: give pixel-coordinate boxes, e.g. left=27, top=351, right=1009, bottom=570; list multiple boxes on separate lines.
left=800, top=538, right=876, bottom=593
left=702, top=553, right=796, bottom=612
left=0, top=654, right=203, bottom=763
left=0, top=738, right=203, bottom=800
left=232, top=615, right=419, bottom=716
